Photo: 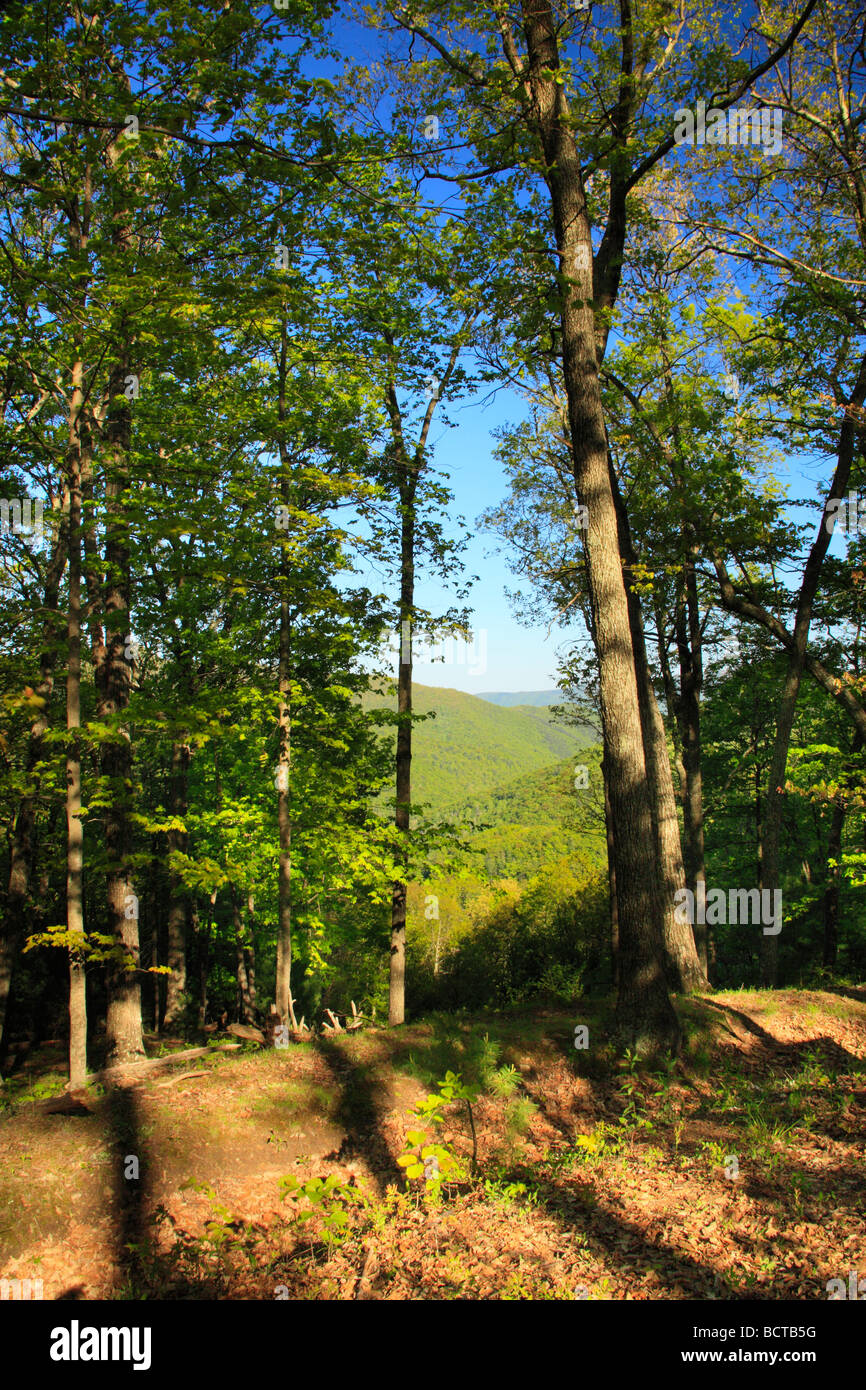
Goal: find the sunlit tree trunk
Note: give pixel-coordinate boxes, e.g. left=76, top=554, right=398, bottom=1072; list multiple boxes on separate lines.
left=601, top=747, right=619, bottom=990
left=275, top=322, right=297, bottom=1031
left=611, top=467, right=708, bottom=993
left=67, top=355, right=88, bottom=1090
left=389, top=509, right=414, bottom=1026
left=517, top=0, right=678, bottom=1051
left=98, top=358, right=143, bottom=1064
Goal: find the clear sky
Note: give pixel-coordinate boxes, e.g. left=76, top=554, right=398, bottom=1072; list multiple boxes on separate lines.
left=374, top=383, right=580, bottom=696
left=300, top=8, right=577, bottom=696
left=365, top=376, right=855, bottom=697
left=321, top=9, right=857, bottom=698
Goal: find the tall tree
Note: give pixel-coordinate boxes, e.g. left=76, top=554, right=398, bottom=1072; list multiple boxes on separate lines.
left=382, top=0, right=815, bottom=1046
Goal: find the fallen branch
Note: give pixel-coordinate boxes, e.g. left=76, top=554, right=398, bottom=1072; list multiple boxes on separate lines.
left=82, top=1043, right=240, bottom=1087
left=155, top=1069, right=209, bottom=1088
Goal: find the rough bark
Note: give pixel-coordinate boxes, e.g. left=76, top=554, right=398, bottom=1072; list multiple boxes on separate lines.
left=93, top=129, right=144, bottom=1063
left=389, top=506, right=413, bottom=1026
left=611, top=467, right=708, bottom=993
left=275, top=580, right=296, bottom=1030
left=245, top=893, right=257, bottom=1018
left=514, top=0, right=679, bottom=1051
left=98, top=361, right=143, bottom=1064
left=274, top=322, right=298, bottom=1031
left=66, top=355, right=88, bottom=1089
left=605, top=367, right=711, bottom=981
left=232, top=888, right=256, bottom=1024
left=601, top=746, right=619, bottom=990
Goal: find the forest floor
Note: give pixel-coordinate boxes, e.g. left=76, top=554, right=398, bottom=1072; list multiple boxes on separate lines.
left=1, top=988, right=865, bottom=1300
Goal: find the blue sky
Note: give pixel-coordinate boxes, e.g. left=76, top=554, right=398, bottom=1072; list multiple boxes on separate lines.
left=387, top=377, right=856, bottom=697
left=320, top=4, right=860, bottom=696
left=372, top=383, right=580, bottom=696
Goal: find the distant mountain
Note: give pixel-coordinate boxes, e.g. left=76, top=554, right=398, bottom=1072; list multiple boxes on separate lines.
left=362, top=683, right=596, bottom=814
left=478, top=690, right=565, bottom=707
left=448, top=756, right=607, bottom=880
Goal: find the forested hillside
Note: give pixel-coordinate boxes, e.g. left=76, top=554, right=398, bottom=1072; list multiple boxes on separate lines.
left=363, top=683, right=596, bottom=812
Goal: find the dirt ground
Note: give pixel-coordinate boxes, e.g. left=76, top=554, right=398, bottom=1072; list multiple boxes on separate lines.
left=1, top=989, right=864, bottom=1300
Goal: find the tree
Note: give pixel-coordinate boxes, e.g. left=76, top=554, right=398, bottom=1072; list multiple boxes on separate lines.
left=378, top=0, right=816, bottom=1047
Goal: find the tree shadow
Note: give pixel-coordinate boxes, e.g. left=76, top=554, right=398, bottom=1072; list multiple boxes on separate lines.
left=494, top=1157, right=747, bottom=1299
left=699, top=998, right=865, bottom=1072
left=312, top=1035, right=403, bottom=1194
left=104, top=1079, right=152, bottom=1295
left=825, top=985, right=866, bottom=1005
left=737, top=1152, right=866, bottom=1223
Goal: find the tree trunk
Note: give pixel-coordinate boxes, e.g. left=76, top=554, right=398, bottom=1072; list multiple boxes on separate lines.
left=655, top=587, right=709, bottom=977
left=66, top=355, right=88, bottom=1090
left=675, top=563, right=709, bottom=976
left=94, top=130, right=143, bottom=1064
left=432, top=906, right=442, bottom=978
left=380, top=332, right=462, bottom=1027
left=601, top=746, right=619, bottom=990
left=275, top=583, right=297, bottom=1029
left=245, top=893, right=257, bottom=1017
left=612, top=467, right=708, bottom=993
left=822, top=729, right=861, bottom=970
left=98, top=360, right=144, bottom=1065
left=518, top=0, right=678, bottom=1052
left=635, top=630, right=708, bottom=994
left=389, top=508, right=414, bottom=1026
left=232, top=888, right=255, bottom=1024
left=244, top=943, right=256, bottom=1016
left=162, top=740, right=190, bottom=1030
left=274, top=323, right=298, bottom=1031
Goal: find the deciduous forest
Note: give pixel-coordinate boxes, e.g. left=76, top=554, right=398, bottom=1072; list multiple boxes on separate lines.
left=1, top=0, right=865, bottom=1337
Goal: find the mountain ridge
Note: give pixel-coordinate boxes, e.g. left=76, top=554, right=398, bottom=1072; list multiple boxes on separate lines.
left=475, top=690, right=565, bottom=707
left=362, top=682, right=596, bottom=813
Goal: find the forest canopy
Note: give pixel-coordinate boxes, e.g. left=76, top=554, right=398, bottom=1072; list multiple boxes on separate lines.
left=1, top=0, right=864, bottom=1084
